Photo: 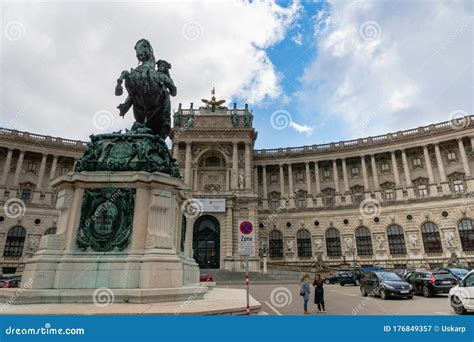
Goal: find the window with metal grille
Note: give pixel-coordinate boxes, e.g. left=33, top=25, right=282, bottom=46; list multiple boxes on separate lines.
left=458, top=218, right=474, bottom=251
left=387, top=224, right=407, bottom=254
left=3, top=226, right=26, bottom=257
left=417, top=184, right=428, bottom=198
left=269, top=230, right=283, bottom=258
left=325, top=228, right=341, bottom=256
left=296, top=229, right=312, bottom=257
left=447, top=151, right=457, bottom=162
left=421, top=222, right=442, bottom=253
left=453, top=179, right=465, bottom=193
left=355, top=227, right=373, bottom=256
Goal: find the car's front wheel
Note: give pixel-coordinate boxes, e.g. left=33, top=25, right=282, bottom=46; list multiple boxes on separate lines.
left=360, top=286, right=367, bottom=297
left=380, top=289, right=387, bottom=300
left=422, top=286, right=432, bottom=298
left=451, top=295, right=467, bottom=315
left=324, top=279, right=330, bottom=285
left=355, top=279, right=360, bottom=286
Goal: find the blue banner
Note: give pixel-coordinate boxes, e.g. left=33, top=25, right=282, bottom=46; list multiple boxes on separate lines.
left=0, top=316, right=472, bottom=342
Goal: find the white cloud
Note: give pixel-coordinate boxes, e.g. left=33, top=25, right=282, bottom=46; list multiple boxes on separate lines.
left=0, top=1, right=300, bottom=140
left=298, top=0, right=473, bottom=138
left=289, top=121, right=313, bottom=135
left=291, top=32, right=303, bottom=45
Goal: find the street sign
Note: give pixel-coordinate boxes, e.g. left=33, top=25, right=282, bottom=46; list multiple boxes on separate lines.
left=238, top=220, right=256, bottom=256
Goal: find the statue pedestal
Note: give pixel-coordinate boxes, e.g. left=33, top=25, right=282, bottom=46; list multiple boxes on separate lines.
left=2, top=171, right=203, bottom=304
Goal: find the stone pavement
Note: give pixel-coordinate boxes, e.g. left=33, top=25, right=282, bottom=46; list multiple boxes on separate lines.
left=0, top=288, right=261, bottom=315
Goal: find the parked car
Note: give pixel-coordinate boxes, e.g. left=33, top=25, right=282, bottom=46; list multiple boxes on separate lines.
left=339, top=271, right=362, bottom=286
left=406, top=271, right=457, bottom=297
left=393, top=268, right=418, bottom=280
left=360, top=271, right=413, bottom=299
left=436, top=268, right=470, bottom=282
left=324, top=271, right=344, bottom=284
left=199, top=272, right=214, bottom=282
left=449, top=270, right=474, bottom=315
left=0, top=277, right=21, bottom=288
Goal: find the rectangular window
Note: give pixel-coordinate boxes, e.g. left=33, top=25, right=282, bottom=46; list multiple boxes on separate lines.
left=353, top=192, right=364, bottom=204
left=61, top=166, right=69, bottom=174
left=297, top=196, right=306, bottom=208
left=296, top=171, right=304, bottom=182
left=270, top=174, right=277, bottom=184
left=417, top=185, right=428, bottom=197
left=323, top=169, right=331, bottom=179
left=381, top=162, right=390, bottom=172
left=20, top=188, right=32, bottom=202
left=325, top=194, right=334, bottom=207
left=447, top=152, right=457, bottom=162
left=412, top=158, right=422, bottom=168
left=351, top=166, right=359, bottom=176
left=385, top=190, right=394, bottom=201
left=27, top=162, right=36, bottom=173
left=453, top=180, right=465, bottom=193
left=271, top=198, right=279, bottom=209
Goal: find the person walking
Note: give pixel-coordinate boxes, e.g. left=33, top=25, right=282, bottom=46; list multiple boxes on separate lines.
left=313, top=274, right=326, bottom=313
left=300, top=274, right=311, bottom=314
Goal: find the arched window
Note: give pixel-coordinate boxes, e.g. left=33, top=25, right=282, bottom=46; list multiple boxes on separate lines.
left=44, top=227, right=57, bottom=236
left=387, top=224, right=407, bottom=255
left=296, top=229, right=312, bottom=257
left=458, top=218, right=474, bottom=251
left=3, top=226, right=26, bottom=257
left=325, top=228, right=341, bottom=256
left=355, top=227, right=373, bottom=256
left=269, top=230, right=283, bottom=258
left=421, top=222, right=442, bottom=253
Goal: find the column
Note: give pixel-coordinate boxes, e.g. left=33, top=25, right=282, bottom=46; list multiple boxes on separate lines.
left=391, top=151, right=401, bottom=187
left=458, top=138, right=471, bottom=176
left=458, top=138, right=474, bottom=192
left=49, top=155, right=58, bottom=181
left=361, top=156, right=369, bottom=189
left=401, top=150, right=412, bottom=186
left=232, top=142, right=238, bottom=189
left=35, top=154, right=47, bottom=190
left=1, top=149, right=13, bottom=186
left=423, top=145, right=437, bottom=196
left=12, top=150, right=25, bottom=186
left=305, top=162, right=313, bottom=208
left=184, top=143, right=191, bottom=185
left=423, top=145, right=435, bottom=183
left=401, top=150, right=415, bottom=198
left=434, top=144, right=447, bottom=181
left=314, top=161, right=321, bottom=194
left=342, top=158, right=352, bottom=204
left=245, top=143, right=251, bottom=189
left=279, top=164, right=285, bottom=195
left=371, top=154, right=382, bottom=201
left=172, top=143, right=179, bottom=159
left=288, top=164, right=295, bottom=208
left=262, top=166, right=268, bottom=209
left=332, top=160, right=340, bottom=193
left=253, top=166, right=258, bottom=191
left=342, top=158, right=349, bottom=192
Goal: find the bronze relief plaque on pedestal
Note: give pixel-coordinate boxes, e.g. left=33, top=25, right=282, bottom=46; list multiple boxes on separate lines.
left=76, top=188, right=136, bottom=252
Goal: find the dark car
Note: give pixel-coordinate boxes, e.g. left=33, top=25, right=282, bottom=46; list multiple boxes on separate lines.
left=324, top=271, right=344, bottom=284
left=339, top=271, right=361, bottom=286
left=360, top=271, right=413, bottom=299
left=436, top=268, right=469, bottom=282
left=407, top=271, right=457, bottom=297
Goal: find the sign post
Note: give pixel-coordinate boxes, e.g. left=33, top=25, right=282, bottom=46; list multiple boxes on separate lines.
left=238, top=220, right=255, bottom=316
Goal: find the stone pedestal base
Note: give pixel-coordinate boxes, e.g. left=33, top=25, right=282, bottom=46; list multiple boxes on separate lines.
left=12, top=171, right=200, bottom=304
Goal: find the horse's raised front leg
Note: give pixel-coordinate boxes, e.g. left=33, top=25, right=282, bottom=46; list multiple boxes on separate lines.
left=115, top=70, right=129, bottom=96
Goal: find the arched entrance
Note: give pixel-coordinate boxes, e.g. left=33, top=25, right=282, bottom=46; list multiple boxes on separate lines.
left=193, top=215, right=220, bottom=269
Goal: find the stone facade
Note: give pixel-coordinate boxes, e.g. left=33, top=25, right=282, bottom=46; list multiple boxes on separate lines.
left=1, top=109, right=474, bottom=273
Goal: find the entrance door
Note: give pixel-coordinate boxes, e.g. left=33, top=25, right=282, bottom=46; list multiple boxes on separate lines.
left=192, top=215, right=220, bottom=269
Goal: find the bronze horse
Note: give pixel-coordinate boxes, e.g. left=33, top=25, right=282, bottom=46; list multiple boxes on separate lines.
left=115, top=39, right=176, bottom=139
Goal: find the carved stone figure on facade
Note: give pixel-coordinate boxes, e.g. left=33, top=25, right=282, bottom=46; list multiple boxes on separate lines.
left=115, top=39, right=177, bottom=139
left=28, top=236, right=40, bottom=254
left=243, top=113, right=252, bottom=128
left=238, top=169, right=245, bottom=189
left=345, top=237, right=353, bottom=250
left=314, top=239, right=323, bottom=253
left=409, top=234, right=418, bottom=249
left=286, top=239, right=295, bottom=254
left=376, top=235, right=385, bottom=250
left=446, top=252, right=460, bottom=267
left=231, top=109, right=239, bottom=127
left=445, top=231, right=455, bottom=248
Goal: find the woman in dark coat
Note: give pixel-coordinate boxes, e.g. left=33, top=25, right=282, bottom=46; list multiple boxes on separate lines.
left=313, top=274, right=326, bottom=313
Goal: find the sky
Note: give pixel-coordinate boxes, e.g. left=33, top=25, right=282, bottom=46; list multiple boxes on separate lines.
left=0, top=0, right=472, bottom=149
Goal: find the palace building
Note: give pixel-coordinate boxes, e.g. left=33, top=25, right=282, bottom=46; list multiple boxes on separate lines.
left=1, top=101, right=474, bottom=274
